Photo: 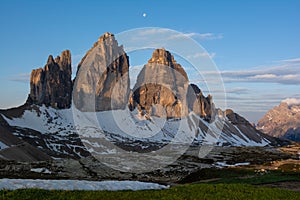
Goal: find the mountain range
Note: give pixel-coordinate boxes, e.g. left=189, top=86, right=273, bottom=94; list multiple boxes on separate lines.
left=258, top=99, right=300, bottom=141
left=0, top=32, right=282, bottom=162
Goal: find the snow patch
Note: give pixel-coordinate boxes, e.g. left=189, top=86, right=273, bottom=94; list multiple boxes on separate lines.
left=214, top=162, right=250, bottom=168
left=0, top=141, right=8, bottom=150
left=30, top=168, right=52, bottom=174
left=2, top=105, right=74, bottom=135
left=0, top=179, right=169, bottom=191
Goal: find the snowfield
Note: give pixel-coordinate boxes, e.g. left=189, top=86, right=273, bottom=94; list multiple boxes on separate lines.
left=0, top=141, right=8, bottom=150
left=0, top=179, right=169, bottom=191
left=1, top=104, right=271, bottom=160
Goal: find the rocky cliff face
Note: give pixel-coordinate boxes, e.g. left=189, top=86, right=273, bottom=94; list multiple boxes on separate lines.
left=73, top=32, right=130, bottom=111
left=257, top=101, right=300, bottom=141
left=130, top=49, right=189, bottom=118
left=27, top=50, right=72, bottom=109
left=130, top=48, right=215, bottom=120
left=187, top=84, right=215, bottom=122
left=0, top=33, right=284, bottom=164
left=221, top=109, right=276, bottom=145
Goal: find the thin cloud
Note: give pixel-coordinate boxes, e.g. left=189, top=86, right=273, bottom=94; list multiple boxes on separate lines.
left=202, top=87, right=249, bottom=95
left=249, top=74, right=277, bottom=79
left=225, top=95, right=283, bottom=112
left=170, top=32, right=223, bottom=40
left=135, top=29, right=223, bottom=41
left=187, top=52, right=216, bottom=59
left=226, top=87, right=250, bottom=94
left=136, top=28, right=170, bottom=36
left=186, top=33, right=223, bottom=40
left=10, top=73, right=30, bottom=83
left=200, top=60, right=300, bottom=85
left=292, top=94, right=300, bottom=99
left=280, top=58, right=300, bottom=63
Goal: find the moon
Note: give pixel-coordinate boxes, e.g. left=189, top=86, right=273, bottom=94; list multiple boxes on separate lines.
left=143, top=13, right=147, bottom=17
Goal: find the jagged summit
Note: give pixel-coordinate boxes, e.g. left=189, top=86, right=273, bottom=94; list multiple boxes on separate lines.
left=189, top=83, right=202, bottom=95
left=0, top=32, right=282, bottom=162
left=187, top=83, right=215, bottom=121
left=46, top=50, right=71, bottom=69
left=76, top=32, right=120, bottom=72
left=257, top=101, right=300, bottom=141
left=27, top=50, right=72, bottom=109
left=47, top=55, right=55, bottom=65
left=130, top=48, right=189, bottom=118
left=148, top=48, right=177, bottom=65
left=147, top=48, right=188, bottom=80
left=73, top=32, right=130, bottom=111
left=98, top=32, right=115, bottom=42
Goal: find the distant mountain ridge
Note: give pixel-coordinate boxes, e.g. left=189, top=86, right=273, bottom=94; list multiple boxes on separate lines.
left=257, top=99, right=300, bottom=141
left=0, top=32, right=282, bottom=162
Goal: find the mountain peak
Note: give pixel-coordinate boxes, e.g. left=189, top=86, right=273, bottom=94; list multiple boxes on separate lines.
left=146, top=48, right=188, bottom=81
left=98, top=32, right=115, bottom=42
left=190, top=83, right=202, bottom=95
left=148, top=48, right=177, bottom=65
left=73, top=32, right=130, bottom=112
left=28, top=50, right=72, bottom=109
left=47, top=55, right=55, bottom=65
left=77, top=32, right=121, bottom=72
left=257, top=100, right=300, bottom=141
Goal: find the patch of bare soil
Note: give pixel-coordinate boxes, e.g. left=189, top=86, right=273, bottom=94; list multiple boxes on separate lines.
left=252, top=143, right=300, bottom=172
left=280, top=143, right=300, bottom=156
left=251, top=159, right=300, bottom=173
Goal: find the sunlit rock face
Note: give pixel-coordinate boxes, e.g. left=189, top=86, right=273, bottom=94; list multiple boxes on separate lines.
left=187, top=83, right=216, bottom=122
left=73, top=32, right=130, bottom=111
left=27, top=50, right=72, bottom=109
left=257, top=101, right=300, bottom=141
left=129, top=48, right=188, bottom=118
left=130, top=48, right=216, bottom=120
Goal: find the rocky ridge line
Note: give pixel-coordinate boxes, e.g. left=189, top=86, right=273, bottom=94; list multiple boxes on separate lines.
left=27, top=50, right=72, bottom=109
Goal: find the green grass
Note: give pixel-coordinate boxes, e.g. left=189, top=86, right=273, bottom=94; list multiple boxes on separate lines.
left=1, top=184, right=299, bottom=200
left=1, top=169, right=300, bottom=199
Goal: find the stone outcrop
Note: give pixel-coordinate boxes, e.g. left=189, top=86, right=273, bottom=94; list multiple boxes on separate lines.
left=130, top=48, right=216, bottom=120
left=220, top=109, right=278, bottom=145
left=27, top=50, right=72, bottom=109
left=225, top=109, right=250, bottom=125
left=130, top=49, right=189, bottom=118
left=257, top=101, right=300, bottom=141
left=73, top=32, right=130, bottom=111
left=187, top=84, right=215, bottom=121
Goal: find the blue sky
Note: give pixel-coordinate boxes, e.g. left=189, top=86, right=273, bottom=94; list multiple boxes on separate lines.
left=0, top=0, right=299, bottom=122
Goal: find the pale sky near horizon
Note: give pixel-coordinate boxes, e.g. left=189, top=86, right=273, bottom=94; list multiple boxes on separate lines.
left=0, top=0, right=299, bottom=123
